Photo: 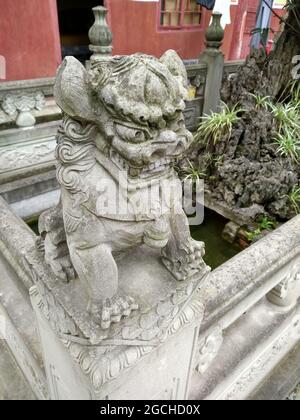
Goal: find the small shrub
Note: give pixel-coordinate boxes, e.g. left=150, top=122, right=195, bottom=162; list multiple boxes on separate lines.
left=287, top=186, right=300, bottom=214
left=182, top=160, right=206, bottom=183
left=194, top=102, right=244, bottom=146
left=273, top=131, right=300, bottom=163
left=249, top=93, right=271, bottom=110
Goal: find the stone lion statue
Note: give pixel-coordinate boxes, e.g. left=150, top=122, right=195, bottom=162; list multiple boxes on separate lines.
left=38, top=51, right=206, bottom=329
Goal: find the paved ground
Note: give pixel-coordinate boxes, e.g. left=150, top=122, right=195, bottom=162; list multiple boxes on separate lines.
left=0, top=340, right=35, bottom=400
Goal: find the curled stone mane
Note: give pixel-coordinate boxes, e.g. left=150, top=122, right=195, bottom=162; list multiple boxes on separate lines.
left=88, top=54, right=187, bottom=126
left=56, top=115, right=97, bottom=200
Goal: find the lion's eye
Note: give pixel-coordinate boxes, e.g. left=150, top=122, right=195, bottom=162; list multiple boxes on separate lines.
left=134, top=130, right=144, bottom=141
left=115, top=123, right=147, bottom=143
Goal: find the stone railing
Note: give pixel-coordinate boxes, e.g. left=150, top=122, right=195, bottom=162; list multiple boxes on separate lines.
left=185, top=63, right=207, bottom=132
left=185, top=59, right=244, bottom=131
left=0, top=77, right=60, bottom=129
left=191, top=216, right=300, bottom=400
left=0, top=194, right=299, bottom=400
left=0, top=196, right=48, bottom=399
left=0, top=77, right=61, bottom=221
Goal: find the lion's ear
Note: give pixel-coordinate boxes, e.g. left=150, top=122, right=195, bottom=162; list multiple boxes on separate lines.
left=54, top=56, right=94, bottom=121
left=160, top=50, right=188, bottom=89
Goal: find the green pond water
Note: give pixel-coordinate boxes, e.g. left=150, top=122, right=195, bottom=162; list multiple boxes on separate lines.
left=28, top=208, right=240, bottom=271
left=191, top=208, right=241, bottom=269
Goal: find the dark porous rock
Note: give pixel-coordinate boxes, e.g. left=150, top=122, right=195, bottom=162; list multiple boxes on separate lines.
left=200, top=49, right=300, bottom=223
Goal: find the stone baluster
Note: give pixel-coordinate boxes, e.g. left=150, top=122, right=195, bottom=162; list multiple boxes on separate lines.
left=88, top=6, right=113, bottom=62
left=267, top=267, right=300, bottom=310
left=199, top=12, right=225, bottom=115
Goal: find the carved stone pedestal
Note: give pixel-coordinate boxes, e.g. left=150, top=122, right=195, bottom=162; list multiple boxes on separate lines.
left=29, top=49, right=209, bottom=400
left=30, top=247, right=208, bottom=400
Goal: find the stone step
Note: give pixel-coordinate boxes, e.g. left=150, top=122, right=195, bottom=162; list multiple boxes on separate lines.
left=0, top=340, right=36, bottom=400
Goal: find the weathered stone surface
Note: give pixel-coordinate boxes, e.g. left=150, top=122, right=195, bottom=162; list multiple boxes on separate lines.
left=31, top=251, right=207, bottom=399
left=221, top=221, right=240, bottom=244
left=190, top=298, right=300, bottom=400
left=40, top=51, right=208, bottom=330
left=288, top=382, right=300, bottom=400
left=0, top=77, right=61, bottom=130
left=0, top=204, right=48, bottom=399
left=26, top=51, right=212, bottom=400
left=251, top=343, right=300, bottom=400
left=0, top=341, right=36, bottom=400
left=201, top=50, right=300, bottom=222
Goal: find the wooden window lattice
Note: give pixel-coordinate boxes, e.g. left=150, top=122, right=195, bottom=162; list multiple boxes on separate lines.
left=160, top=0, right=202, bottom=28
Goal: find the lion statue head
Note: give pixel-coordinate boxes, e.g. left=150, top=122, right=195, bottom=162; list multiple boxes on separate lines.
left=54, top=50, right=193, bottom=181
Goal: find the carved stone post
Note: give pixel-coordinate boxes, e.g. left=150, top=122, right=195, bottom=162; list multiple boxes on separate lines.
left=267, top=264, right=300, bottom=310
left=199, top=12, right=225, bottom=115
left=88, top=6, right=113, bottom=62
left=31, top=50, right=210, bottom=400
left=1, top=92, right=45, bottom=127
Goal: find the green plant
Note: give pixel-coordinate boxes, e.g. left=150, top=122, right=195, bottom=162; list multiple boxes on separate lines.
left=249, top=93, right=271, bottom=110
left=259, top=217, right=277, bottom=231
left=183, top=159, right=206, bottom=183
left=194, top=102, right=244, bottom=146
left=201, top=152, right=213, bottom=166
left=277, top=79, right=300, bottom=106
left=246, top=217, right=277, bottom=243
left=273, top=131, right=300, bottom=163
left=287, top=186, right=300, bottom=214
left=289, top=80, right=300, bottom=106
left=246, top=229, right=262, bottom=242
left=269, top=95, right=300, bottom=163
left=269, top=102, right=300, bottom=133
left=212, top=154, right=224, bottom=166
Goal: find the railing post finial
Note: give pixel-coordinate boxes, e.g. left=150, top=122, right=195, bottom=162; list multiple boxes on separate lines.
left=205, top=12, right=224, bottom=50
left=88, top=6, right=113, bottom=62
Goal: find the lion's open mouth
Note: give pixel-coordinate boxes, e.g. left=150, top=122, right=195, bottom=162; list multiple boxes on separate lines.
left=110, top=149, right=176, bottom=179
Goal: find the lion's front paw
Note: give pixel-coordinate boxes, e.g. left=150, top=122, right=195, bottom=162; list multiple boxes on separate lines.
left=88, top=296, right=139, bottom=330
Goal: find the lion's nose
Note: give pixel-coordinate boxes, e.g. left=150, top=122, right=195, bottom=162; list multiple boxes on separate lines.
left=157, top=130, right=177, bottom=144
left=143, top=130, right=177, bottom=163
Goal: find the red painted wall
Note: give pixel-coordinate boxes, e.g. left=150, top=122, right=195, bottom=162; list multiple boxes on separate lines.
left=0, top=0, right=61, bottom=81
left=106, top=0, right=210, bottom=60
left=0, top=0, right=286, bottom=82
left=106, top=0, right=285, bottom=62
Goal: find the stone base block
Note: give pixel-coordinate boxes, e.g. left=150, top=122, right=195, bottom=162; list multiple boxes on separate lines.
left=30, top=246, right=208, bottom=400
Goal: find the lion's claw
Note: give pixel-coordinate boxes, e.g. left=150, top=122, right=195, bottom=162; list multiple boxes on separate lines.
left=162, top=239, right=205, bottom=281
left=89, top=296, right=139, bottom=329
